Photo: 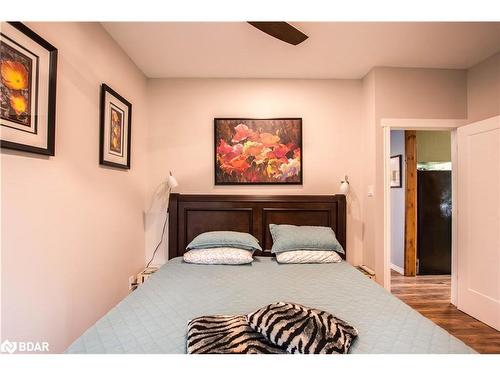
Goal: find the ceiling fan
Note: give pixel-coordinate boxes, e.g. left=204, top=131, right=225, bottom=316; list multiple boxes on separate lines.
left=248, top=22, right=308, bottom=45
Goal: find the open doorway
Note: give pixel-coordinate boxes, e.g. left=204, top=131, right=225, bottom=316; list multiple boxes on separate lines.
left=382, top=117, right=500, bottom=352
left=390, top=130, right=452, bottom=278
left=389, top=128, right=458, bottom=342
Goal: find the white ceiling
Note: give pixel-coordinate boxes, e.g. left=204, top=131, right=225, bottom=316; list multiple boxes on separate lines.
left=102, top=22, right=500, bottom=79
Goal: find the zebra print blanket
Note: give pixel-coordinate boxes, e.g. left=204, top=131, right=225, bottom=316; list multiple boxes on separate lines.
left=187, top=315, right=286, bottom=354
left=187, top=302, right=358, bottom=354
left=247, top=302, right=358, bottom=354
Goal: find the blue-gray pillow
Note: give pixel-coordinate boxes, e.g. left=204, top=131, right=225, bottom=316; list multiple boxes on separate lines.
left=186, top=231, right=262, bottom=252
left=269, top=224, right=344, bottom=255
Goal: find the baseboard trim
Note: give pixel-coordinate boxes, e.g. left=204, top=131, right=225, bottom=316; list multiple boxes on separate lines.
left=391, top=263, right=404, bottom=275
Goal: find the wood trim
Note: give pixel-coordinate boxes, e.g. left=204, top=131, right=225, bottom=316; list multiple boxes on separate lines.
left=168, top=194, right=346, bottom=260
left=404, top=130, right=417, bottom=276
left=450, top=129, right=458, bottom=305
left=391, top=263, right=404, bottom=275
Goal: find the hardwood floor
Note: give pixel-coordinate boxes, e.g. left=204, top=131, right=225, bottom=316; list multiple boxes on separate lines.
left=391, top=270, right=500, bottom=354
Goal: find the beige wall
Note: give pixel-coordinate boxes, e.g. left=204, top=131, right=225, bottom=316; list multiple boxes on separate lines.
left=146, top=71, right=469, bottom=285
left=416, top=131, right=451, bottom=162
left=1, top=23, right=148, bottom=352
left=373, top=68, right=467, bottom=119
left=361, top=71, right=376, bottom=271
left=145, top=78, right=366, bottom=266
left=362, top=67, right=467, bottom=282
left=467, top=52, right=500, bottom=123
left=365, top=57, right=498, bottom=283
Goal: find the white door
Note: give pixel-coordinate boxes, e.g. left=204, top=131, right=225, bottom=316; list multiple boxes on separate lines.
left=457, top=115, right=500, bottom=330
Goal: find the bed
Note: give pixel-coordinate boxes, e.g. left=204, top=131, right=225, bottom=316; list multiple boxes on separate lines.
left=66, top=194, right=474, bottom=354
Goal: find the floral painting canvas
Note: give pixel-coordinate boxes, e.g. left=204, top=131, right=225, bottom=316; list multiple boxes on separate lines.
left=215, top=118, right=302, bottom=185
left=0, top=41, right=33, bottom=129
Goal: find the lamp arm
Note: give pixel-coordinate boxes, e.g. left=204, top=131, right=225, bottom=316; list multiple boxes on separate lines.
left=146, top=181, right=167, bottom=213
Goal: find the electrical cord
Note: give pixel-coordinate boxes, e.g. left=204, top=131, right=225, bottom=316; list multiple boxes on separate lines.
left=145, top=188, right=171, bottom=269
left=145, top=212, right=168, bottom=269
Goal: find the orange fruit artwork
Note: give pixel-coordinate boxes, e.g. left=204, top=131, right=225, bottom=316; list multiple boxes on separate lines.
left=9, top=93, right=27, bottom=115
left=0, top=60, right=29, bottom=90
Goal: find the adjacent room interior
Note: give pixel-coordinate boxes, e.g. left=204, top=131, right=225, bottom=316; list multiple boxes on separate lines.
left=391, top=130, right=452, bottom=277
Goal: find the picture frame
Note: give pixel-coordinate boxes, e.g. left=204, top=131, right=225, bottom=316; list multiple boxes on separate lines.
left=214, top=118, right=303, bottom=185
left=0, top=22, right=58, bottom=155
left=390, top=154, right=403, bottom=188
left=99, top=83, right=132, bottom=169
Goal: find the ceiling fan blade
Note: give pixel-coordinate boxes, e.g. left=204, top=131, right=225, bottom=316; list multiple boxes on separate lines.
left=248, top=22, right=308, bottom=45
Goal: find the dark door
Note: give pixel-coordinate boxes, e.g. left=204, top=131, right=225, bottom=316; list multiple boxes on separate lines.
left=417, top=170, right=452, bottom=275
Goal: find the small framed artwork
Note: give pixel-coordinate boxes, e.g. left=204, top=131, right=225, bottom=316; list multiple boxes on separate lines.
left=1, top=22, right=58, bottom=155
left=99, top=84, right=131, bottom=169
left=390, top=154, right=403, bottom=188
left=214, top=118, right=302, bottom=185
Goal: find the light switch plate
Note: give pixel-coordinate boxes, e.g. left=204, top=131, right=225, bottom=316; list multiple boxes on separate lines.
left=367, top=185, right=375, bottom=197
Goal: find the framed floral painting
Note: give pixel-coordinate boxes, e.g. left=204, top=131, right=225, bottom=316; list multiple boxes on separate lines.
left=99, top=84, right=132, bottom=169
left=214, top=118, right=302, bottom=185
left=0, top=22, right=57, bottom=155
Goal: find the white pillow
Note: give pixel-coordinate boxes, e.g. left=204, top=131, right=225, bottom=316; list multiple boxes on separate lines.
left=183, top=247, right=254, bottom=265
left=275, top=250, right=342, bottom=264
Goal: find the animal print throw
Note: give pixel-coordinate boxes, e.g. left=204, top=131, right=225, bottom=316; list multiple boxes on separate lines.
left=247, top=302, right=358, bottom=354
left=187, top=315, right=286, bottom=354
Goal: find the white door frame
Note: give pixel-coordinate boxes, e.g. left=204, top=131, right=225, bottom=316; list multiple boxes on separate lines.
left=381, top=118, right=466, bottom=304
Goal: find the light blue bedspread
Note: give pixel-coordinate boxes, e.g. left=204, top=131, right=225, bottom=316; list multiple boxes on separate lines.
left=66, top=257, right=475, bottom=353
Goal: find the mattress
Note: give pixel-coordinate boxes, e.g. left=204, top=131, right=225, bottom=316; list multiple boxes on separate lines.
left=66, top=257, right=475, bottom=354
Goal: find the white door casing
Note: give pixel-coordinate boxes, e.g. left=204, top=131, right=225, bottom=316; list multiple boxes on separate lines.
left=381, top=118, right=464, bottom=294
left=457, top=115, right=500, bottom=331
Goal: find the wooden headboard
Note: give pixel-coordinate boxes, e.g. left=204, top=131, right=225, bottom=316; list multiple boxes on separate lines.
left=168, top=194, right=346, bottom=260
